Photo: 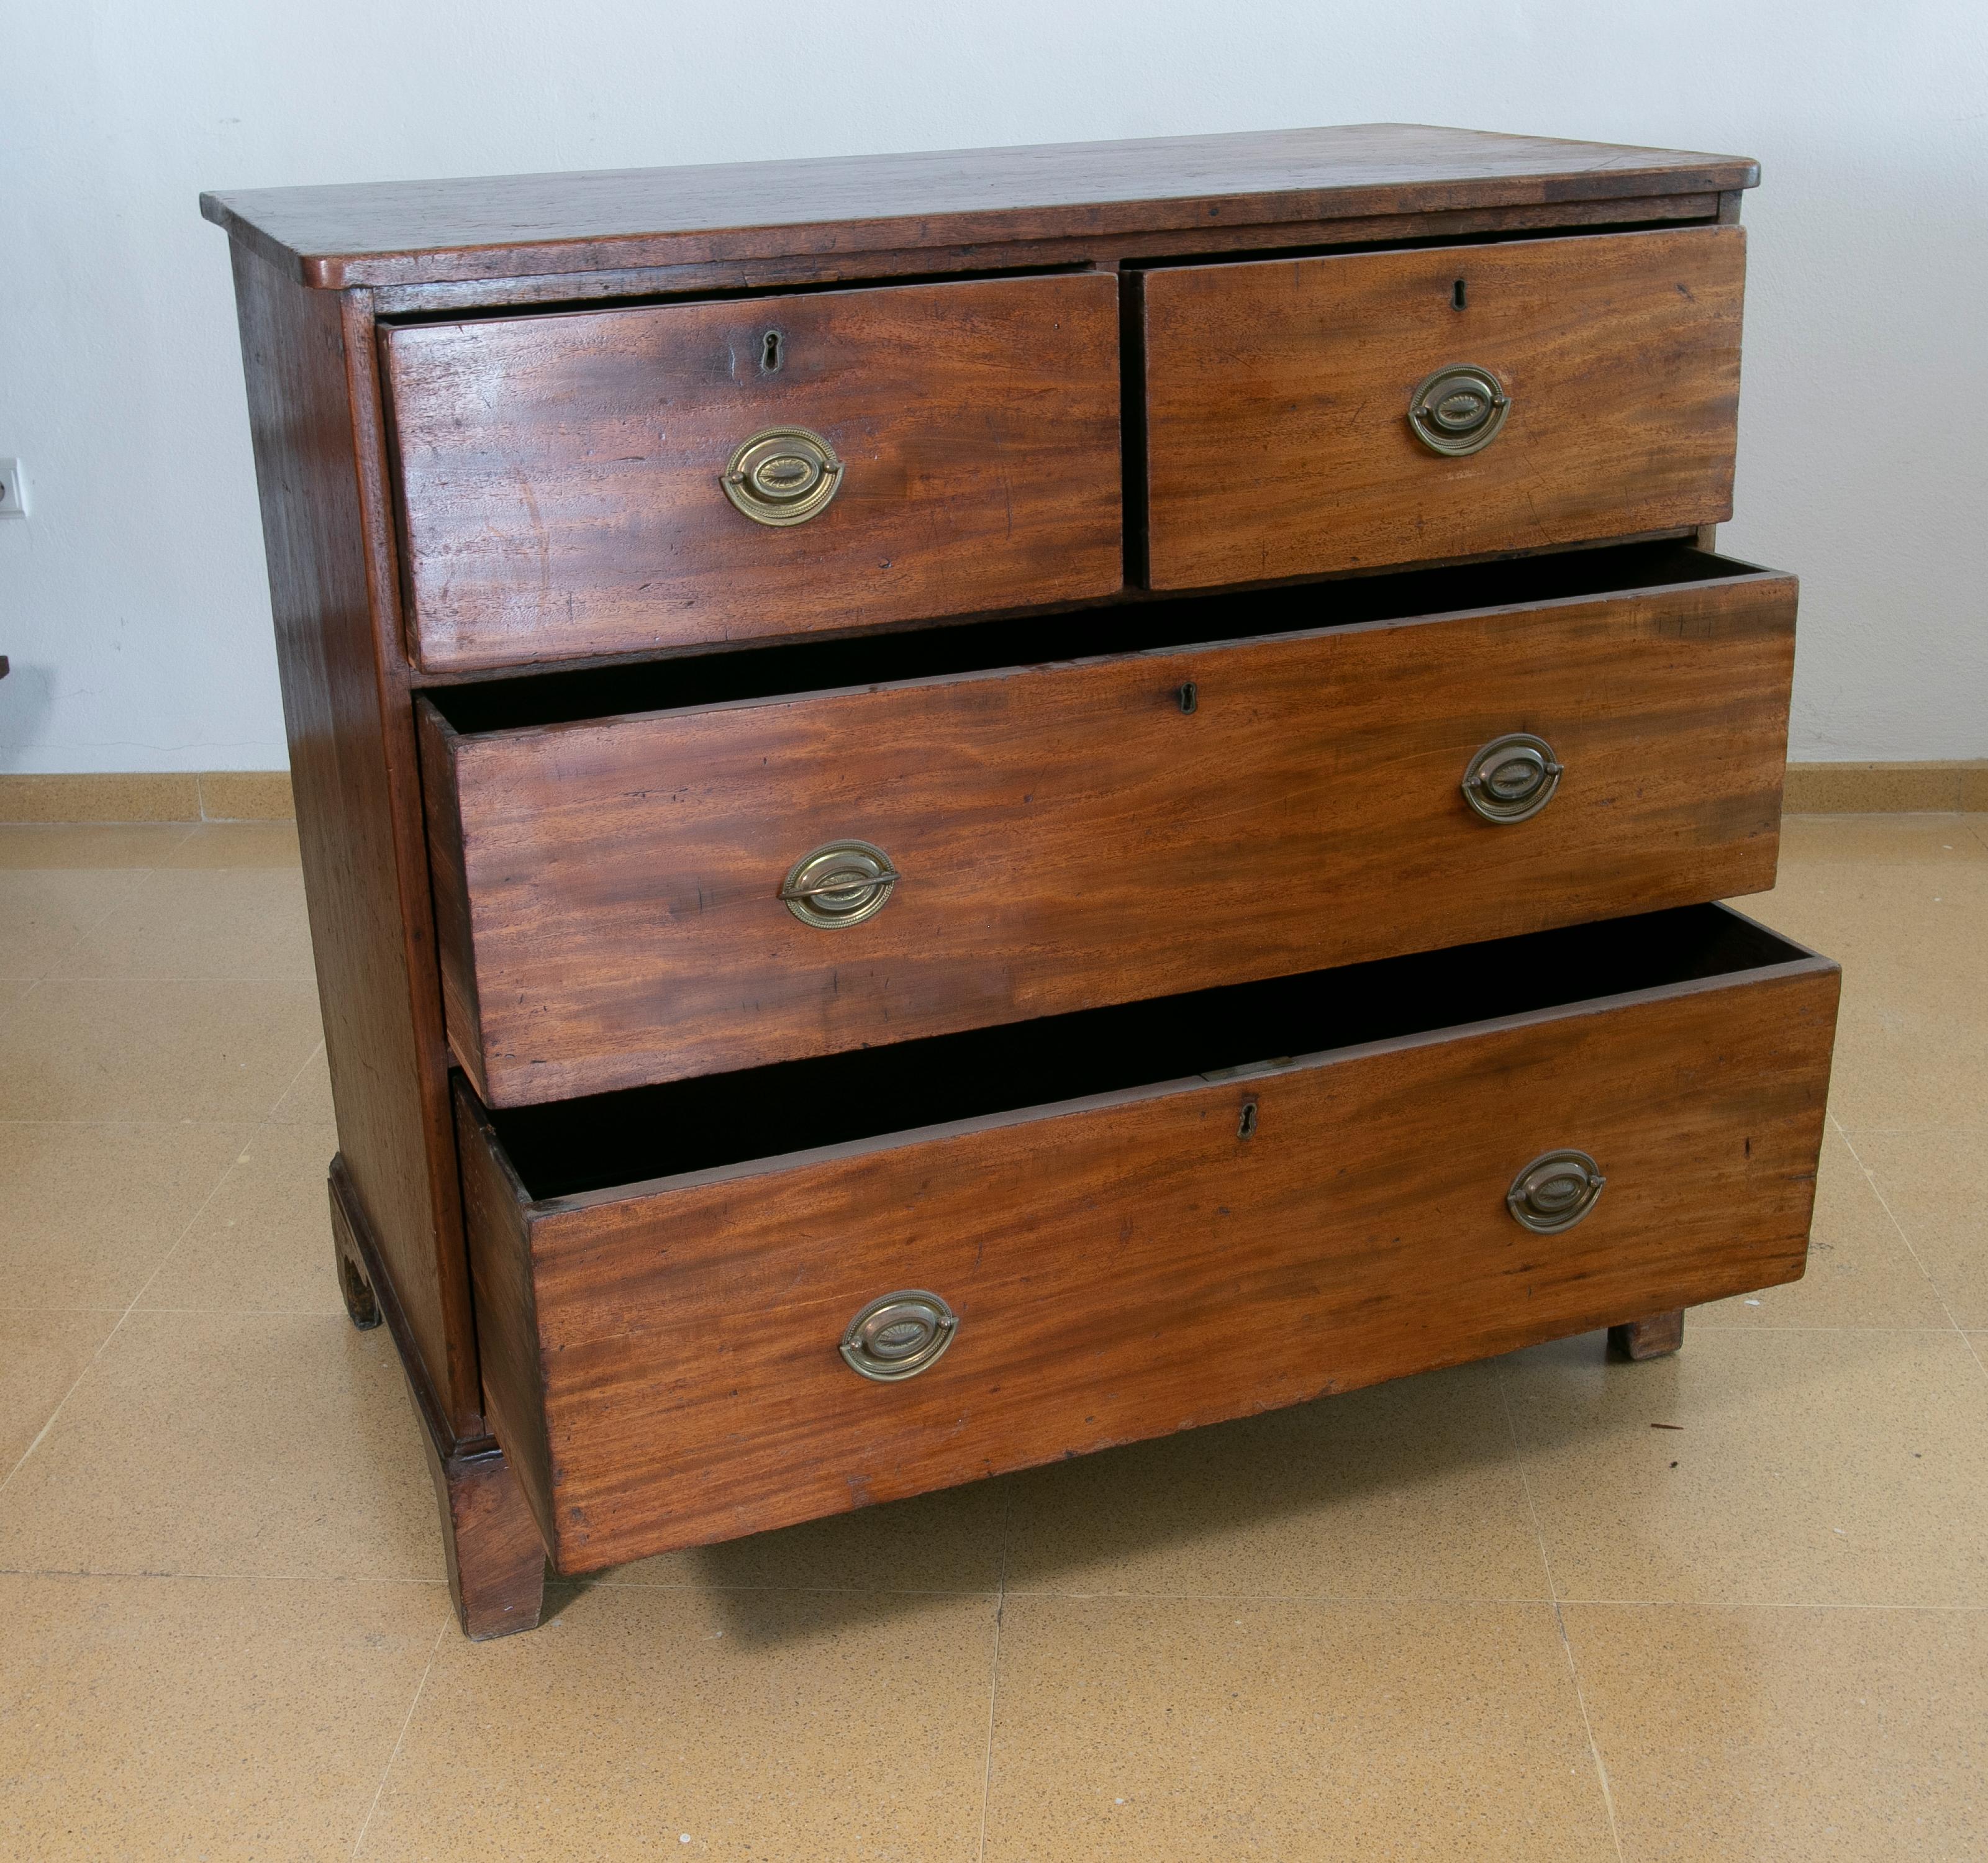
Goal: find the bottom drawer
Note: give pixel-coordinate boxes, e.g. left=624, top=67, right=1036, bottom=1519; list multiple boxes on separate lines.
left=460, top=905, right=1839, bottom=1574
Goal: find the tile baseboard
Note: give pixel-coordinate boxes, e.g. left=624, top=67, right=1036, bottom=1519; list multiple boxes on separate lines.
left=0, top=771, right=296, bottom=823
left=1782, top=761, right=1988, bottom=814
left=0, top=765, right=1979, bottom=824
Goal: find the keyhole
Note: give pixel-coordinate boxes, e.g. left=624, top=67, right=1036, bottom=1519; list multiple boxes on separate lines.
left=761, top=330, right=783, bottom=372
left=1238, top=1100, right=1259, bottom=1140
left=1178, top=681, right=1198, bottom=715
left=1451, top=278, right=1468, bottom=310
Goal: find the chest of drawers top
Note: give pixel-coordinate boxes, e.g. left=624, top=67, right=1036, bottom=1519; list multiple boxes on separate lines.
left=201, top=120, right=1756, bottom=292
left=209, top=123, right=1758, bottom=682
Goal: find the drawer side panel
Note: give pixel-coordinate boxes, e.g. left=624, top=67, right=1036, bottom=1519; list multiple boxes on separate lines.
left=457, top=1085, right=558, bottom=1557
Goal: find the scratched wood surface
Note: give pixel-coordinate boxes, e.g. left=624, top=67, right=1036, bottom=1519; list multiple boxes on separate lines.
left=201, top=122, right=1758, bottom=289
left=1143, top=225, right=1746, bottom=588
left=227, top=246, right=484, bottom=1431
left=384, top=272, right=1123, bottom=673
left=459, top=928, right=1838, bottom=1572
left=422, top=560, right=1795, bottom=1107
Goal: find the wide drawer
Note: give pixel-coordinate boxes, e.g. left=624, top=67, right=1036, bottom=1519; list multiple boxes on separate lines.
left=1141, top=225, right=1745, bottom=589
left=383, top=273, right=1123, bottom=673
left=460, top=904, right=1839, bottom=1573
left=420, top=542, right=1795, bottom=1107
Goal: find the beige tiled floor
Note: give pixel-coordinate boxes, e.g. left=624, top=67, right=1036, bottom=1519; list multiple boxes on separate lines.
left=0, top=814, right=1983, bottom=1861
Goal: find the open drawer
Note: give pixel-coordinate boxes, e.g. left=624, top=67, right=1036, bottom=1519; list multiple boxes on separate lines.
left=420, top=541, right=1797, bottom=1107
left=458, top=904, right=1839, bottom=1574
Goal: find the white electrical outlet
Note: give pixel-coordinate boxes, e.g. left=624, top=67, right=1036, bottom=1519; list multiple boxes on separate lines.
left=0, top=460, right=26, bottom=519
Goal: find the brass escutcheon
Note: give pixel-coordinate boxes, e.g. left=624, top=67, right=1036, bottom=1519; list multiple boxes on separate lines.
left=1408, top=363, right=1510, bottom=456
left=779, top=840, right=899, bottom=929
left=840, top=1290, right=958, bottom=1382
left=1507, top=1149, right=1607, bottom=1235
left=1461, top=732, right=1563, bottom=824
left=721, top=425, right=845, bottom=527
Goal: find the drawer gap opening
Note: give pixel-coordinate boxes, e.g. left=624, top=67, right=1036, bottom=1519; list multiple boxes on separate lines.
left=482, top=904, right=1813, bottom=1203
left=429, top=542, right=1760, bottom=737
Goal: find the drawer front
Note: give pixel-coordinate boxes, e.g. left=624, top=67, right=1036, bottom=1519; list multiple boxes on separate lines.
left=1142, top=226, right=1745, bottom=589
left=461, top=927, right=1838, bottom=1572
left=384, top=273, right=1123, bottom=672
left=422, top=559, right=1795, bottom=1107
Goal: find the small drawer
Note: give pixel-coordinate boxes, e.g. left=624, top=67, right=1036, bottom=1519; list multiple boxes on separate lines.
left=1141, top=225, right=1745, bottom=589
left=383, top=273, right=1123, bottom=673
left=419, top=542, right=1796, bottom=1107
left=460, top=904, right=1838, bottom=1573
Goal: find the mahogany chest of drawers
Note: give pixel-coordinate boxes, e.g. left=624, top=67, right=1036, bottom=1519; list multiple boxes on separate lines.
left=204, top=123, right=1838, bottom=1637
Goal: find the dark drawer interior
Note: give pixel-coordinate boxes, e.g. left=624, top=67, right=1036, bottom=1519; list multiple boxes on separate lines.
left=484, top=902, right=1812, bottom=1202
left=426, top=540, right=1753, bottom=736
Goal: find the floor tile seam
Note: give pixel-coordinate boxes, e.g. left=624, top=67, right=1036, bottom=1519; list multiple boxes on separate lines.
left=1832, top=1116, right=1976, bottom=1344
left=1549, top=1598, right=1988, bottom=1613
left=0, top=1564, right=448, bottom=1584
left=350, top=1610, right=453, bottom=1860
left=1, top=867, right=163, bottom=987
left=0, top=1566, right=450, bottom=1588
left=1492, top=1359, right=1622, bottom=1859
left=975, top=1531, right=1009, bottom=1863
left=1548, top=1601, right=1627, bottom=1863
left=578, top=1578, right=1004, bottom=1598
left=0, top=1116, right=290, bottom=1130
left=5, top=1566, right=1977, bottom=1610
left=22, top=972, right=322, bottom=986
left=992, top=1587, right=1560, bottom=1605
left=572, top=1577, right=1564, bottom=1608
left=1831, top=1131, right=1988, bottom=1148
left=1688, top=1321, right=1964, bottom=1333
left=0, top=977, right=45, bottom=1017
left=123, top=1304, right=350, bottom=1319
left=0, top=822, right=200, bottom=858
left=0, top=1112, right=263, bottom=1498
left=119, top=1122, right=276, bottom=1314
left=1492, top=1355, right=1564, bottom=1605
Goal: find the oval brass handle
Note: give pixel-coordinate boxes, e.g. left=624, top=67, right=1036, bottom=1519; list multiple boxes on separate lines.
left=1462, top=732, right=1563, bottom=824
left=721, top=425, right=845, bottom=527
left=779, top=840, right=899, bottom=928
left=1507, top=1150, right=1607, bottom=1234
left=1408, top=364, right=1510, bottom=456
left=840, top=1290, right=958, bottom=1382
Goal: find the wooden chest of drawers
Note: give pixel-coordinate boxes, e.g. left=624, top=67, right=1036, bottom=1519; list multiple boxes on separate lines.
left=204, top=122, right=1837, bottom=1638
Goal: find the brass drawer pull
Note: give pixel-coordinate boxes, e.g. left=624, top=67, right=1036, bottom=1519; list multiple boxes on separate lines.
left=1408, top=363, right=1510, bottom=456
left=840, top=1290, right=958, bottom=1382
left=721, top=425, right=845, bottom=527
left=1462, top=732, right=1562, bottom=823
left=779, top=840, right=899, bottom=928
left=1507, top=1149, right=1607, bottom=1234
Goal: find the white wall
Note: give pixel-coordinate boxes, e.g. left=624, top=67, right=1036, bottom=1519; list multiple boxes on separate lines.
left=2, top=0, right=1983, bottom=771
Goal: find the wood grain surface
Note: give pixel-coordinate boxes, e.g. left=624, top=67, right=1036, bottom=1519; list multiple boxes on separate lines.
left=1143, top=225, right=1746, bottom=588
left=334, top=1155, right=545, bottom=1636
left=364, top=194, right=1725, bottom=322
left=422, top=558, right=1795, bottom=1107
left=201, top=122, right=1759, bottom=289
left=227, top=246, right=483, bottom=1431
left=384, top=273, right=1122, bottom=672
left=459, top=924, right=1838, bottom=1573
